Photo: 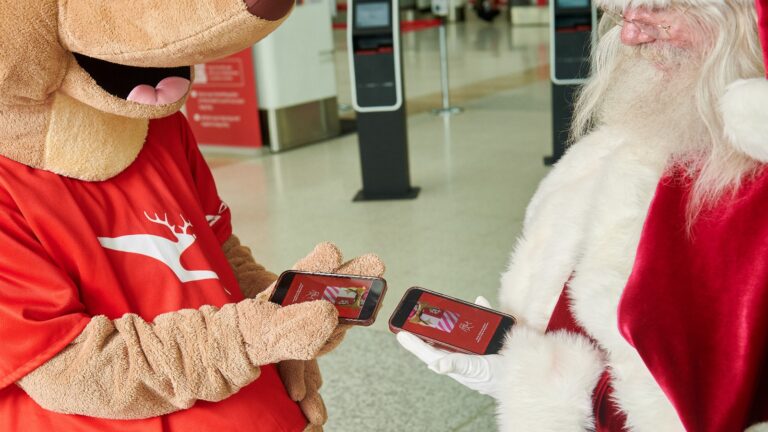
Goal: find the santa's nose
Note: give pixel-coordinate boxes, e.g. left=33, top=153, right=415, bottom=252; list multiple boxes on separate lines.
left=244, top=0, right=294, bottom=21
left=620, top=8, right=657, bottom=46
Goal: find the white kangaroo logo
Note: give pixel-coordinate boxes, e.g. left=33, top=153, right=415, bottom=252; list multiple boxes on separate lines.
left=98, top=212, right=220, bottom=283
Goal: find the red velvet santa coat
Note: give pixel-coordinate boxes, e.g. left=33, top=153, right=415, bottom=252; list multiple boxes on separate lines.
left=620, top=166, right=768, bottom=431
left=493, top=78, right=768, bottom=431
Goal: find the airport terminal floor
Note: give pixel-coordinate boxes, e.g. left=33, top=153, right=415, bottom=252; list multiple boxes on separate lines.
left=206, top=15, right=551, bottom=431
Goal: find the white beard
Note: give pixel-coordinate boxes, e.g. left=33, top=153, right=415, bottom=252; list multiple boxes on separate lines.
left=588, top=39, right=760, bottom=224
left=596, top=44, right=712, bottom=162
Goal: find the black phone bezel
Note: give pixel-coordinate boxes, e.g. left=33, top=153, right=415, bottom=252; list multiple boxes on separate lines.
left=484, top=315, right=515, bottom=354
left=356, top=278, right=386, bottom=321
left=269, top=271, right=297, bottom=305
left=389, top=287, right=424, bottom=329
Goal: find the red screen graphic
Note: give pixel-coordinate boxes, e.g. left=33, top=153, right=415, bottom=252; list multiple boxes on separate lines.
left=282, top=274, right=374, bottom=319
left=401, top=292, right=504, bottom=354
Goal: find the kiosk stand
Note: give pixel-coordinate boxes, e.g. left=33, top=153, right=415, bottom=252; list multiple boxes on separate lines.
left=431, top=0, right=463, bottom=116
left=546, top=0, right=596, bottom=165
left=348, top=0, right=420, bottom=201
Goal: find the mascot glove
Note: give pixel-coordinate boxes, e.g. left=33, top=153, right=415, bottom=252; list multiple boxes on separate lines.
left=271, top=242, right=386, bottom=430
left=259, top=242, right=386, bottom=355
left=397, top=296, right=505, bottom=400
left=239, top=299, right=339, bottom=366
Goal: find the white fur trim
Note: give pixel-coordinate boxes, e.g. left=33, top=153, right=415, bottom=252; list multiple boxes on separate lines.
left=563, top=139, right=685, bottom=431
left=498, top=128, right=687, bottom=431
left=495, top=326, right=604, bottom=431
left=498, top=128, right=627, bottom=331
left=746, top=423, right=768, bottom=432
left=596, top=0, right=749, bottom=10
left=722, top=79, right=768, bottom=162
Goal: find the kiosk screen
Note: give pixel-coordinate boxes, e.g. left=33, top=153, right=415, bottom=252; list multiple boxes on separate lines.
left=557, top=0, right=590, bottom=8
left=356, top=2, right=390, bottom=28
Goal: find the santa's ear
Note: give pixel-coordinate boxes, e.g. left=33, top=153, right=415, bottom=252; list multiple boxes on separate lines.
left=721, top=79, right=768, bottom=162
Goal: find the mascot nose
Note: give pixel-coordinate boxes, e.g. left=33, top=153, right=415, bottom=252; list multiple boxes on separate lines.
left=244, top=0, right=295, bottom=21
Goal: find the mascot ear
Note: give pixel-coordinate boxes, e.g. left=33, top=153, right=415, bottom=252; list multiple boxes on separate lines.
left=0, top=2, right=66, bottom=104
left=720, top=0, right=768, bottom=162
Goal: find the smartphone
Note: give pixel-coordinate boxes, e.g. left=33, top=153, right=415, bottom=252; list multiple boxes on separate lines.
left=389, top=287, right=515, bottom=355
left=269, top=270, right=387, bottom=326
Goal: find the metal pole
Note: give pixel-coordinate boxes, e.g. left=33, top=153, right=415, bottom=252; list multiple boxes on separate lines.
left=439, top=22, right=450, bottom=109
left=432, top=17, right=462, bottom=116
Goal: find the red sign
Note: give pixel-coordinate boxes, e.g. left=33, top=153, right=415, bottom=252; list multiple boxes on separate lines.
left=185, top=49, right=263, bottom=149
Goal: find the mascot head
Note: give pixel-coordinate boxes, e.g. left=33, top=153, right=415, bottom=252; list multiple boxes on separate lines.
left=0, top=0, right=292, bottom=180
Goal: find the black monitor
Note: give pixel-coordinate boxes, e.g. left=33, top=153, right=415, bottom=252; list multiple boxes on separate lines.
left=550, top=0, right=594, bottom=84
left=348, top=0, right=402, bottom=112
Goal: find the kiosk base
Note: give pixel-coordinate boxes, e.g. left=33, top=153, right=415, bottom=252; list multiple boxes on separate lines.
left=355, top=109, right=418, bottom=201
left=431, top=107, right=463, bottom=116
left=353, top=187, right=421, bottom=202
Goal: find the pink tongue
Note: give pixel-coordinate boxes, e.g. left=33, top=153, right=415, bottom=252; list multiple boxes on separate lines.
left=126, top=77, right=191, bottom=105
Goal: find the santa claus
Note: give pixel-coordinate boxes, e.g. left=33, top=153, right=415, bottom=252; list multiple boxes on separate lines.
left=398, top=0, right=768, bottom=430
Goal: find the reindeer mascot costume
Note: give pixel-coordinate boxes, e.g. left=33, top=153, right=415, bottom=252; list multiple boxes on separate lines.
left=400, top=0, right=768, bottom=430
left=0, top=1, right=383, bottom=431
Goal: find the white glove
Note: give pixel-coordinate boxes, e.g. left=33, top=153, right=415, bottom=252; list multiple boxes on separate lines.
left=396, top=296, right=506, bottom=400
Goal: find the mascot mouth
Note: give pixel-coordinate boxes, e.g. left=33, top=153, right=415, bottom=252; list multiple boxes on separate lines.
left=73, top=53, right=192, bottom=106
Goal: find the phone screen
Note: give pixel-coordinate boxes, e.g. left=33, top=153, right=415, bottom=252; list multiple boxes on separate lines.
left=280, top=273, right=377, bottom=319
left=400, top=292, right=504, bottom=354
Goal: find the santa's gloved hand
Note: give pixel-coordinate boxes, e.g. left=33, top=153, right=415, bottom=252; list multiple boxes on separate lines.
left=396, top=296, right=506, bottom=400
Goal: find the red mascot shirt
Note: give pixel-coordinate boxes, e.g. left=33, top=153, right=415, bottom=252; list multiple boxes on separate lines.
left=620, top=170, right=768, bottom=431
left=0, top=113, right=307, bottom=432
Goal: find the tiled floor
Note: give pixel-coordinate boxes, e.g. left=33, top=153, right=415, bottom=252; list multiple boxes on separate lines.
left=208, top=12, right=552, bottom=431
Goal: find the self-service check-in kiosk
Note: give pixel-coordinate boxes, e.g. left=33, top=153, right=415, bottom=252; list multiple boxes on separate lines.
left=547, top=0, right=597, bottom=165
left=348, top=0, right=420, bottom=201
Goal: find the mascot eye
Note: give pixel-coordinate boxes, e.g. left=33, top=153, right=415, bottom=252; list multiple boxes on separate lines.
left=72, top=53, right=192, bottom=100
